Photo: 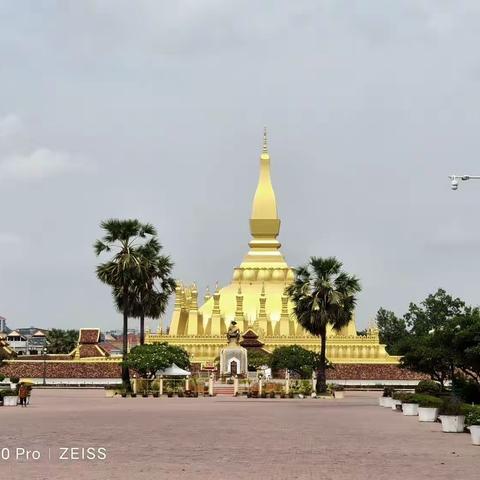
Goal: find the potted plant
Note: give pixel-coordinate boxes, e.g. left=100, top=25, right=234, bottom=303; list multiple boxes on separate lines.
left=260, top=391, right=267, bottom=398
left=142, top=390, right=149, bottom=398
left=333, top=385, right=345, bottom=399
left=390, top=391, right=403, bottom=411
left=380, top=386, right=394, bottom=407
left=177, top=388, right=184, bottom=398
left=438, top=398, right=466, bottom=433
left=1, top=389, right=19, bottom=407
left=399, top=393, right=419, bottom=416
left=9, top=376, right=19, bottom=392
left=269, top=390, right=275, bottom=399
left=121, top=390, right=127, bottom=398
left=131, top=392, right=137, bottom=398
left=465, top=406, right=480, bottom=445
left=288, top=391, right=294, bottom=399
left=416, top=394, right=443, bottom=422
left=166, top=388, right=173, bottom=398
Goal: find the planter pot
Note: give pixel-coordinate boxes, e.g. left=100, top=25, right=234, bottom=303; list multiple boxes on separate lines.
left=468, top=425, right=480, bottom=445
left=391, top=399, right=402, bottom=411
left=402, top=403, right=419, bottom=416
left=418, top=407, right=439, bottom=422
left=334, top=391, right=344, bottom=399
left=439, top=415, right=465, bottom=433
left=3, top=396, right=18, bottom=406
left=383, top=397, right=393, bottom=408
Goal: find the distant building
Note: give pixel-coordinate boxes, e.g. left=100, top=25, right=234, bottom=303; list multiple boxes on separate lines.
left=6, top=327, right=47, bottom=355
left=0, top=316, right=8, bottom=333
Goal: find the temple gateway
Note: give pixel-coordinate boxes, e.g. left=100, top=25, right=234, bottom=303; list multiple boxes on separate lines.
left=146, top=131, right=398, bottom=368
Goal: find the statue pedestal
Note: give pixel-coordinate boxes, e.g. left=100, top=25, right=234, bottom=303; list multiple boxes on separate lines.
left=219, top=344, right=248, bottom=376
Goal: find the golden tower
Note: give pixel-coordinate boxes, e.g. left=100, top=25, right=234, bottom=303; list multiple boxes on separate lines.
left=147, top=130, right=397, bottom=366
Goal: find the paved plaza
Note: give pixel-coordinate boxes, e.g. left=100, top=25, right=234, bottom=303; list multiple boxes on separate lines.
left=1, top=389, right=479, bottom=480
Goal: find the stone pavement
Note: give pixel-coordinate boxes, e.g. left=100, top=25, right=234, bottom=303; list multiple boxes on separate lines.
left=0, top=389, right=479, bottom=480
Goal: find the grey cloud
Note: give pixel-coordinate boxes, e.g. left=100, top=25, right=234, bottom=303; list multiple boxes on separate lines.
left=1, top=1, right=480, bottom=331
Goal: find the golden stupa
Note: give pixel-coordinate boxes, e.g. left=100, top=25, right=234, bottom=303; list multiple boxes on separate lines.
left=146, top=130, right=397, bottom=367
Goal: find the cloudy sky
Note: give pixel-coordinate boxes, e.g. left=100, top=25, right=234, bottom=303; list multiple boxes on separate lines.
left=1, top=1, right=480, bottom=332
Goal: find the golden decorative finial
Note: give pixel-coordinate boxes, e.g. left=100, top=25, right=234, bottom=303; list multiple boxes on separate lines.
left=237, top=283, right=242, bottom=295
left=261, top=281, right=266, bottom=296
left=262, top=126, right=268, bottom=153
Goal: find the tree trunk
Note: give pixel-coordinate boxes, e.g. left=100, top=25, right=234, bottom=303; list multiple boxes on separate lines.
left=317, top=326, right=327, bottom=394
left=122, top=289, right=131, bottom=392
left=140, top=311, right=145, bottom=345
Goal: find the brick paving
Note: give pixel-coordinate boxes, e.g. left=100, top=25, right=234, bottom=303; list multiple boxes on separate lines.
left=0, top=389, right=479, bottom=480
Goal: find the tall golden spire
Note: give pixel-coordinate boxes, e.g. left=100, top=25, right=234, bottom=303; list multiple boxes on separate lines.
left=241, top=128, right=286, bottom=268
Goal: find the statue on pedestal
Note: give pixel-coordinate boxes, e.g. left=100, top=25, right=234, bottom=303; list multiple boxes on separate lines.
left=219, top=321, right=248, bottom=376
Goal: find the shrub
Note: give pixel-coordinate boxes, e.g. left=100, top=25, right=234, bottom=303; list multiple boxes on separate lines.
left=9, top=377, right=19, bottom=384
left=415, top=380, right=442, bottom=396
left=440, top=397, right=468, bottom=416
left=465, top=405, right=480, bottom=426
left=269, top=391, right=275, bottom=399
left=299, top=380, right=312, bottom=396
left=0, top=389, right=18, bottom=398
left=413, top=394, right=443, bottom=408
left=383, top=386, right=394, bottom=397
left=396, top=392, right=417, bottom=403
left=452, top=377, right=480, bottom=404
left=0, top=374, right=5, bottom=382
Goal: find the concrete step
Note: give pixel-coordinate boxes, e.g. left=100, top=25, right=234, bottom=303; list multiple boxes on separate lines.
left=214, top=385, right=235, bottom=396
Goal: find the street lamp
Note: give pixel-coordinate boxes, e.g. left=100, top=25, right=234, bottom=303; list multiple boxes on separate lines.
left=448, top=175, right=480, bottom=190
left=42, top=346, right=48, bottom=386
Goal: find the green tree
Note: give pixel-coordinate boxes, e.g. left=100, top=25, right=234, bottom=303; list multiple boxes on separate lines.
left=46, top=329, right=78, bottom=354
left=375, top=308, right=408, bottom=355
left=125, top=343, right=190, bottom=378
left=449, top=309, right=480, bottom=384
left=94, top=219, right=159, bottom=389
left=404, top=288, right=467, bottom=335
left=287, top=257, right=361, bottom=393
left=398, top=332, right=455, bottom=386
left=270, top=345, right=321, bottom=378
left=114, top=239, right=175, bottom=345
left=247, top=350, right=271, bottom=371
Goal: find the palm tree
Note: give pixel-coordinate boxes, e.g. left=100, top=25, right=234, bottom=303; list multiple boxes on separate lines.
left=286, top=257, right=361, bottom=393
left=115, top=242, right=175, bottom=345
left=94, top=219, right=159, bottom=389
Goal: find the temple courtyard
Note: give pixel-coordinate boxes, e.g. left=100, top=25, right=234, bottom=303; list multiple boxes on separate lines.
left=1, top=390, right=479, bottom=480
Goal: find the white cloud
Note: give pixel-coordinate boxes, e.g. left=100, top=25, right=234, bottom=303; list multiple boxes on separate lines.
left=0, top=148, right=91, bottom=181
left=0, top=114, right=22, bottom=138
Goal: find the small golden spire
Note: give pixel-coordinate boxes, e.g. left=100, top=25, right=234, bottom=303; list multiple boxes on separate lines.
left=237, top=283, right=242, bottom=295
left=262, top=126, right=268, bottom=153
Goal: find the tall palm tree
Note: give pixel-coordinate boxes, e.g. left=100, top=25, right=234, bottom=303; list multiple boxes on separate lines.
left=115, top=242, right=175, bottom=345
left=94, top=219, right=158, bottom=389
left=286, top=257, right=361, bottom=393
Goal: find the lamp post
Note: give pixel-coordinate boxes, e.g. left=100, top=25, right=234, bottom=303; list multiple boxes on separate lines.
left=448, top=175, right=480, bottom=190
left=42, top=346, right=47, bottom=386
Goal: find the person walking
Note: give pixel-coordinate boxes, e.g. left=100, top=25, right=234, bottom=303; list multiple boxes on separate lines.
left=18, top=383, right=28, bottom=407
